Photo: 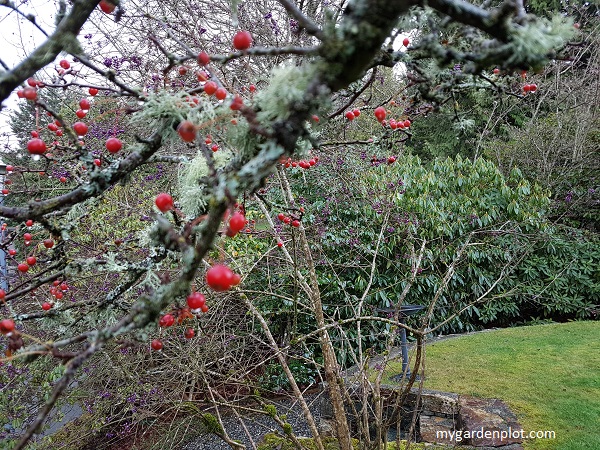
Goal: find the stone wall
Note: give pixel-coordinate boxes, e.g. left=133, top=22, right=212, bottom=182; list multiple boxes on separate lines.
left=318, top=383, right=524, bottom=449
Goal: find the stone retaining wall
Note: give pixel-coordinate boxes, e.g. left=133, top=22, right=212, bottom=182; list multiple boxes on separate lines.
left=318, top=384, right=523, bottom=449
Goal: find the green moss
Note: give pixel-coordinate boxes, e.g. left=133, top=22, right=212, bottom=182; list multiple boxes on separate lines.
left=201, top=412, right=224, bottom=435
left=282, top=422, right=293, bottom=436
left=264, top=404, right=278, bottom=418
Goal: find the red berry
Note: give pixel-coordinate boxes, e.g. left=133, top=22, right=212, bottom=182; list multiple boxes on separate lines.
left=403, top=119, right=411, bottom=128
left=177, top=120, right=196, bottom=142
left=493, top=68, right=500, bottom=74
left=374, top=106, right=386, bottom=122
left=0, top=290, right=5, bottom=300
left=403, top=37, right=410, bottom=47
left=18, top=263, right=29, bottom=273
left=529, top=83, right=537, bottom=92
left=1, top=189, right=8, bottom=195
left=387, top=156, right=396, bottom=164
left=229, top=212, right=246, bottom=234
left=6, top=165, right=13, bottom=172
left=0, top=319, right=15, bottom=335
left=151, top=339, right=163, bottom=351
left=8, top=249, right=16, bottom=256
left=43, top=239, right=54, bottom=248
left=211, top=144, right=219, bottom=152
left=23, top=87, right=37, bottom=101
left=73, top=122, right=88, bottom=136
left=93, top=158, right=101, bottom=167
left=42, top=302, right=52, bottom=311
left=312, top=115, right=319, bottom=122
left=31, top=131, right=39, bottom=138
left=187, top=292, right=206, bottom=311
left=60, top=283, right=69, bottom=291
left=206, top=264, right=235, bottom=292
left=277, top=213, right=285, bottom=221
left=178, top=66, right=188, bottom=76
left=198, top=51, right=210, bottom=66
left=99, top=0, right=116, bottom=14
left=345, top=111, right=355, bottom=121
left=76, top=109, right=86, bottom=119
left=353, top=109, right=361, bottom=117
left=291, top=219, right=300, bottom=228
left=105, top=137, right=122, bottom=153
left=230, top=95, right=244, bottom=110
left=155, top=193, right=174, bottom=212
left=59, top=177, right=67, bottom=183
left=23, top=233, right=32, bottom=241
left=48, top=123, right=58, bottom=132
left=159, top=314, right=175, bottom=327
left=79, top=98, right=91, bottom=110
left=204, top=81, right=218, bottom=96
left=59, top=59, right=70, bottom=69
left=88, top=88, right=99, bottom=96
left=196, top=71, right=209, bottom=82
left=215, top=87, right=227, bottom=101
left=53, top=280, right=60, bottom=287
left=26, top=256, right=37, bottom=266
left=249, top=84, right=257, bottom=92
left=233, top=31, right=253, bottom=50
left=17, top=90, right=24, bottom=98
left=200, top=304, right=209, bottom=313
left=27, top=138, right=47, bottom=155
left=184, top=328, right=195, bottom=339
left=277, top=241, right=283, bottom=248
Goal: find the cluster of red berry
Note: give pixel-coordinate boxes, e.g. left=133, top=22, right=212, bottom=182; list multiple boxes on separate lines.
left=7, top=223, right=55, bottom=276
left=281, top=156, right=318, bottom=169
left=277, top=212, right=302, bottom=228
left=151, top=264, right=241, bottom=351
left=345, top=108, right=362, bottom=121
left=22, top=86, right=121, bottom=169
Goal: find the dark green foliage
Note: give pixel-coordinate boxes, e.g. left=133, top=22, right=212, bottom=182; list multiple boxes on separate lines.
left=274, top=152, right=598, bottom=366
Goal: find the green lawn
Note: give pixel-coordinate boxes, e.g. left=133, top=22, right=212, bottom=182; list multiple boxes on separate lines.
left=383, top=321, right=600, bottom=450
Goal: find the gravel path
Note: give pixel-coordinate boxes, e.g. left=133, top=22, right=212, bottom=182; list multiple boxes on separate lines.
left=180, top=392, right=325, bottom=450
left=181, top=333, right=496, bottom=450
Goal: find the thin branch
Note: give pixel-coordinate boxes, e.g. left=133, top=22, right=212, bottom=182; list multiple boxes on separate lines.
left=276, top=0, right=325, bottom=40
left=328, top=68, right=378, bottom=119
left=0, top=0, right=100, bottom=105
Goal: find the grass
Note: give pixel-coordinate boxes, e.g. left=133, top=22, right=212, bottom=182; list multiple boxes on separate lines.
left=382, top=321, right=600, bottom=450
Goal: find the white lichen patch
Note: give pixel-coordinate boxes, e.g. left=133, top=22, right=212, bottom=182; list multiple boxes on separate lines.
left=178, top=149, right=232, bottom=217
left=130, top=91, right=219, bottom=142
left=255, top=64, right=317, bottom=123
left=508, top=16, right=575, bottom=66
